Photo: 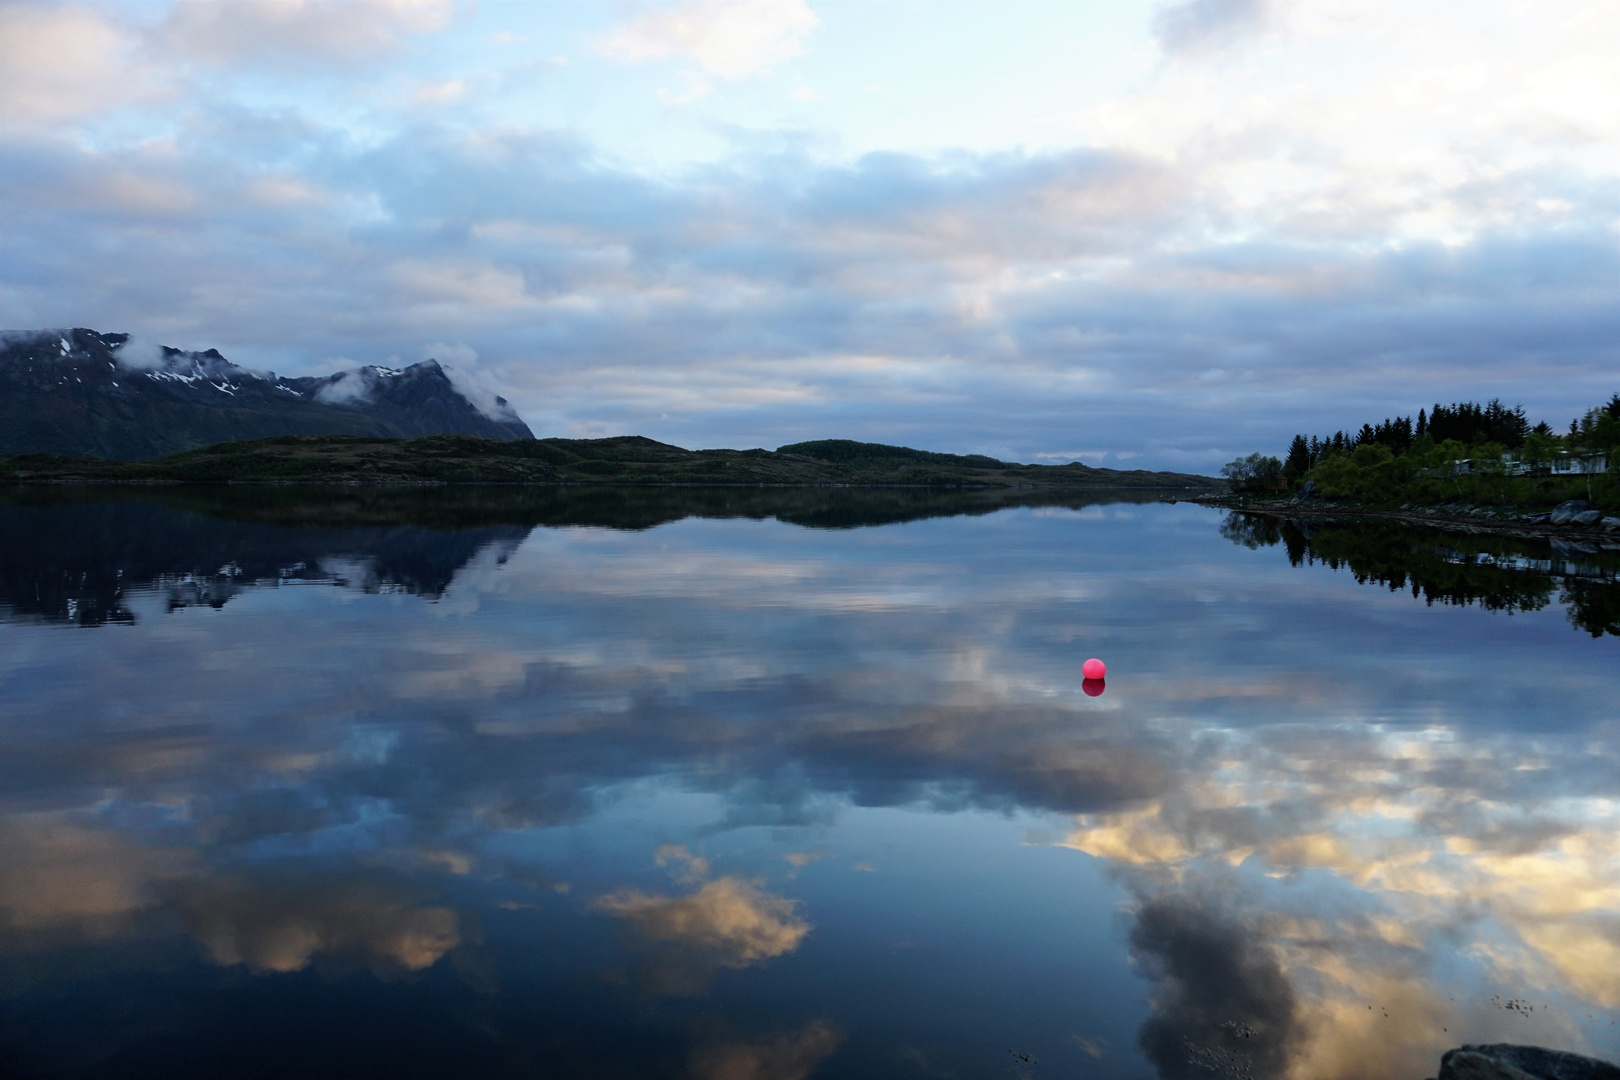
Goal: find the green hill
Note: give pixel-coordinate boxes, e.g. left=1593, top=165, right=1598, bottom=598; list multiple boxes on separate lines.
left=0, top=434, right=1222, bottom=490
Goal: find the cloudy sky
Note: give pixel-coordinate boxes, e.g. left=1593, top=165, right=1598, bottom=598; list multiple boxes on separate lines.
left=3, top=0, right=1618, bottom=469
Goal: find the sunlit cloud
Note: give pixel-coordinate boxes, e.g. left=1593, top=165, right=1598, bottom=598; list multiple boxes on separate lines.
left=0, top=818, right=192, bottom=943
left=599, top=0, right=819, bottom=81
left=1063, top=717, right=1620, bottom=1073
left=185, top=875, right=461, bottom=974
left=0, top=4, right=171, bottom=132
left=593, top=874, right=811, bottom=993
left=594, top=877, right=809, bottom=966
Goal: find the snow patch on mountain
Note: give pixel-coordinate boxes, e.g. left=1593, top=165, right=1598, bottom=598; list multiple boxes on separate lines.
left=2, top=327, right=534, bottom=456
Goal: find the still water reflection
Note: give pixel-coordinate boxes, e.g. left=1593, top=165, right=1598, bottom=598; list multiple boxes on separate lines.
left=1221, top=511, right=1620, bottom=636
left=1, top=489, right=1616, bottom=1079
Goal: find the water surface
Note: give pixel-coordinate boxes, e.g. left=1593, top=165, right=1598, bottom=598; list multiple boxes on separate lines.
left=1, top=489, right=1616, bottom=1079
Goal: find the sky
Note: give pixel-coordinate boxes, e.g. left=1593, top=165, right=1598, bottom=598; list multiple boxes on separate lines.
left=2, top=0, right=1618, bottom=470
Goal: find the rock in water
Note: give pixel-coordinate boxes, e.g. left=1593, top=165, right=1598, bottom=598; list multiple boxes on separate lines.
left=1437, top=1044, right=1620, bottom=1080
left=1289, top=480, right=1318, bottom=504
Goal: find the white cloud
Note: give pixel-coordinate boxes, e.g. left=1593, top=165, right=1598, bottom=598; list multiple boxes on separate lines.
left=421, top=342, right=522, bottom=422
left=423, top=340, right=477, bottom=366
left=313, top=368, right=376, bottom=405
left=1152, top=0, right=1271, bottom=56
left=1071, top=1, right=1620, bottom=249
left=411, top=78, right=468, bottom=107
left=0, top=4, right=168, bottom=132
left=391, top=259, right=531, bottom=308
left=600, top=0, right=819, bottom=81
left=113, top=336, right=168, bottom=370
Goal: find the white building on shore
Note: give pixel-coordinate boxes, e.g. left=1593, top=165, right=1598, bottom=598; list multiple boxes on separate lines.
left=1500, top=450, right=1609, bottom=477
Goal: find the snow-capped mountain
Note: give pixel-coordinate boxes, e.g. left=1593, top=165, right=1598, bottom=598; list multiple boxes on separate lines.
left=0, top=328, right=533, bottom=460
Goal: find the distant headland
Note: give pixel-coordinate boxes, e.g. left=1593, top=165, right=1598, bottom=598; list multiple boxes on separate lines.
left=0, top=434, right=1225, bottom=489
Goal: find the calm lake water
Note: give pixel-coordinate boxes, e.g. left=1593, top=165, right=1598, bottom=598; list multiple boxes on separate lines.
left=1, top=488, right=1617, bottom=1080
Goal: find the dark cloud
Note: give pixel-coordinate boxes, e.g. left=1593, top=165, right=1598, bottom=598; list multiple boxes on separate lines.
left=1129, top=893, right=1302, bottom=1079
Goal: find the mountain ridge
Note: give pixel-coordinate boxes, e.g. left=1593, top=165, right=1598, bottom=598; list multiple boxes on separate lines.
left=0, top=432, right=1224, bottom=489
left=0, top=328, right=533, bottom=459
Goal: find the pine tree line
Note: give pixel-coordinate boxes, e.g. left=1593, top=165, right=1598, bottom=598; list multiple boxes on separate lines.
left=1236, top=393, right=1620, bottom=508
left=1282, top=398, right=1562, bottom=477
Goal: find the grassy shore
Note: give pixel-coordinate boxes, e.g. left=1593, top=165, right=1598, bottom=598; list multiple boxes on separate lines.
left=0, top=434, right=1225, bottom=490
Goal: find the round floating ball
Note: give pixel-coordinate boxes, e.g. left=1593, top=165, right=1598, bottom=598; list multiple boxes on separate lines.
left=1081, top=658, right=1106, bottom=680
left=1082, top=678, right=1106, bottom=697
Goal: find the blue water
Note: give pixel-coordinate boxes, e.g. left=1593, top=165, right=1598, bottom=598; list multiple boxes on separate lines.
left=0, top=491, right=1616, bottom=1079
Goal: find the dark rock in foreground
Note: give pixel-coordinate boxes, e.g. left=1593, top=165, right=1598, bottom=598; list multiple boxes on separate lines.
left=1435, top=1044, right=1620, bottom=1080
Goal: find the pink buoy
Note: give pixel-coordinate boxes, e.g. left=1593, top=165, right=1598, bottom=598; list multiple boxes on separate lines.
left=1081, top=657, right=1106, bottom=680
left=1082, top=678, right=1106, bottom=697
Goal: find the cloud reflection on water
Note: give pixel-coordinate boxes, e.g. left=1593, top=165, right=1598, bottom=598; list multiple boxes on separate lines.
left=689, top=1020, right=843, bottom=1080
left=0, top=492, right=1616, bottom=1076
left=594, top=876, right=811, bottom=995
left=185, top=875, right=462, bottom=975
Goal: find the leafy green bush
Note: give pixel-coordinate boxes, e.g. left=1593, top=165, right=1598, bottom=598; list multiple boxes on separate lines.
left=1222, top=452, right=1283, bottom=492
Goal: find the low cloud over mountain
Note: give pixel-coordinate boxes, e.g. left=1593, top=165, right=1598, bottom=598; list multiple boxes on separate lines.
left=0, top=328, right=533, bottom=459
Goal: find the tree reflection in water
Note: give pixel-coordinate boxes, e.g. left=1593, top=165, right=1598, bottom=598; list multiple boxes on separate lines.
left=1223, top=511, right=1620, bottom=635
left=0, top=493, right=1615, bottom=1078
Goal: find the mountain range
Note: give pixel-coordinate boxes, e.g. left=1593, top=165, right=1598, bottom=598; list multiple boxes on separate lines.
left=0, top=328, right=533, bottom=459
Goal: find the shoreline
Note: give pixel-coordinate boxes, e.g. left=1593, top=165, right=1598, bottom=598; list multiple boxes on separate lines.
left=0, top=435, right=1228, bottom=491
left=1, top=478, right=1218, bottom=491
left=1198, top=493, right=1620, bottom=544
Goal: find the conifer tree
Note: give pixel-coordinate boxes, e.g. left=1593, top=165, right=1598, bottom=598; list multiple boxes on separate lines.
left=1284, top=435, right=1311, bottom=478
